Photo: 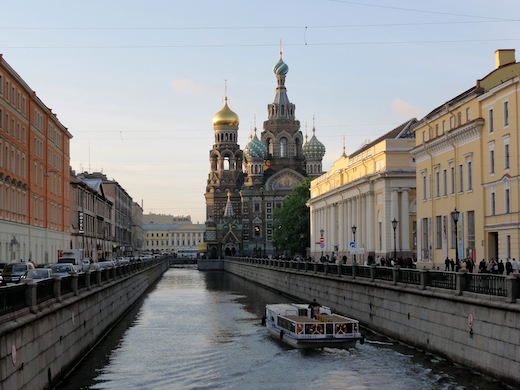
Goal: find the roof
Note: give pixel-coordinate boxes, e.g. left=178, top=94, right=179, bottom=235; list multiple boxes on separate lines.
left=143, top=223, right=205, bottom=230
left=348, top=118, right=416, bottom=159
left=423, top=86, right=476, bottom=119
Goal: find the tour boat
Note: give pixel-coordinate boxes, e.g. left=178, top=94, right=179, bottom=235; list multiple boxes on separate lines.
left=264, top=303, right=364, bottom=349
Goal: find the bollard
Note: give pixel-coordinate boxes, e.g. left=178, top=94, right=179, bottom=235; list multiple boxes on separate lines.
left=25, top=280, right=38, bottom=313
left=72, top=273, right=79, bottom=296
left=419, top=269, right=427, bottom=290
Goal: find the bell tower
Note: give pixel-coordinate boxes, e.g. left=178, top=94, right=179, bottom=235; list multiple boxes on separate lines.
left=205, top=95, right=244, bottom=222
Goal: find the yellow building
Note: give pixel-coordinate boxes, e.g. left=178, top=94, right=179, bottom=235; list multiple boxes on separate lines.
left=411, top=49, right=520, bottom=268
left=143, top=216, right=205, bottom=258
left=308, top=119, right=417, bottom=262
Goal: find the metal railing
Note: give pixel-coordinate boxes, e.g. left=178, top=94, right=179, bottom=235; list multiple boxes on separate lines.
left=0, top=258, right=167, bottom=322
left=466, top=273, right=507, bottom=297
left=230, top=257, right=519, bottom=300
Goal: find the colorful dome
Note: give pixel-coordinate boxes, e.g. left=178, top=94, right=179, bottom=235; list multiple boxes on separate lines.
left=273, top=52, right=289, bottom=76
left=244, top=132, right=266, bottom=159
left=213, top=98, right=239, bottom=127
left=303, top=129, right=326, bottom=159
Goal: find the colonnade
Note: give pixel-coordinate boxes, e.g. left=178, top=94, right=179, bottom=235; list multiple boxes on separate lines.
left=311, top=188, right=411, bottom=259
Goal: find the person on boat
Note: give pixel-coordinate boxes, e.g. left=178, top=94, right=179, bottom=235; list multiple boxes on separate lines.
left=308, top=299, right=321, bottom=319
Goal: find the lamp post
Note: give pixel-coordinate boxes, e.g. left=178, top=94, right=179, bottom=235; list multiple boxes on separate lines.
left=451, top=208, right=460, bottom=264
left=320, top=229, right=324, bottom=261
left=391, top=219, right=398, bottom=265
left=352, top=225, right=357, bottom=264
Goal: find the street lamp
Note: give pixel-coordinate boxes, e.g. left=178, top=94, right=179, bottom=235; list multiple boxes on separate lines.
left=352, top=225, right=357, bottom=264
left=451, top=208, right=460, bottom=265
left=391, top=219, right=398, bottom=265
left=320, top=229, right=324, bottom=261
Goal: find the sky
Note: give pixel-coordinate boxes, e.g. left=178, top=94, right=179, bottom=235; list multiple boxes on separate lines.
left=1, top=0, right=519, bottom=224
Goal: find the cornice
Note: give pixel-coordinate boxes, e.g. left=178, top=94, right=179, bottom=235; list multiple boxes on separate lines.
left=411, top=119, right=484, bottom=163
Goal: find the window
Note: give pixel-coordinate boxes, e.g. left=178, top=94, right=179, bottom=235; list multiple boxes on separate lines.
left=491, top=192, right=496, bottom=215
left=435, top=124, right=439, bottom=137
left=435, top=170, right=440, bottom=198
left=442, top=120, right=446, bottom=133
left=435, top=216, right=442, bottom=249
left=467, top=161, right=473, bottom=190
left=450, top=166, right=455, bottom=194
left=450, top=116, right=454, bottom=129
left=466, top=107, right=470, bottom=122
left=429, top=174, right=432, bottom=199
left=280, top=138, right=287, bottom=157
left=458, top=165, right=463, bottom=193
left=489, top=149, right=495, bottom=174
left=457, top=112, right=462, bottom=126
left=504, top=101, right=509, bottom=127
left=505, top=188, right=511, bottom=213
left=506, top=235, right=511, bottom=258
left=422, top=174, right=427, bottom=200
left=489, top=109, right=494, bottom=133
left=443, top=169, right=447, bottom=196
left=422, top=131, right=425, bottom=142
left=504, top=142, right=510, bottom=169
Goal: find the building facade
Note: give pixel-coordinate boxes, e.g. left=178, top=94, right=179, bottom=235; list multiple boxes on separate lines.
left=143, top=215, right=205, bottom=258
left=70, top=170, right=113, bottom=261
left=77, top=172, right=133, bottom=257
left=308, top=120, right=417, bottom=262
left=204, top=50, right=325, bottom=258
left=411, top=49, right=520, bottom=268
left=131, top=202, right=144, bottom=256
left=0, top=55, right=72, bottom=264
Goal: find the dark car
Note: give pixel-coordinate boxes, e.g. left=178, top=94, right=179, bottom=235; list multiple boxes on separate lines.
left=49, top=263, right=76, bottom=277
left=2, top=262, right=35, bottom=284
left=21, top=268, right=53, bottom=281
left=0, top=261, right=12, bottom=272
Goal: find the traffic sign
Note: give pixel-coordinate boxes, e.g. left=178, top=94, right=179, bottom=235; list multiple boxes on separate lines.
left=320, top=243, right=325, bottom=249
left=349, top=241, right=355, bottom=248
left=319, top=237, right=324, bottom=243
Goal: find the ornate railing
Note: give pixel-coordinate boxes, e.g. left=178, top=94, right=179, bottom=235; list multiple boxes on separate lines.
left=230, top=257, right=520, bottom=300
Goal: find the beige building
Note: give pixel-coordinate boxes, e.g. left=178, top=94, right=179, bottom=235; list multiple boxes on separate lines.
left=143, top=215, right=205, bottom=258
left=308, top=119, right=417, bottom=262
left=411, top=49, right=520, bottom=268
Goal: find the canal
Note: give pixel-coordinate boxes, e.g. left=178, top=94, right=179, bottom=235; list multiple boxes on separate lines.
left=55, top=267, right=512, bottom=390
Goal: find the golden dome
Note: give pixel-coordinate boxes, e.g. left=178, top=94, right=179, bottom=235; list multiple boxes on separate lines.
left=213, top=98, right=239, bottom=127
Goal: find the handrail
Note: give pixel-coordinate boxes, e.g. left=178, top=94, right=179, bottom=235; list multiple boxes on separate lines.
left=227, top=256, right=520, bottom=301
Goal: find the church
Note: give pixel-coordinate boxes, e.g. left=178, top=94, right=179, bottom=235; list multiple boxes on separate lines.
left=204, top=50, right=326, bottom=258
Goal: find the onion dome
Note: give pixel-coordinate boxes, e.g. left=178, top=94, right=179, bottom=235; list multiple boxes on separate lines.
left=303, top=128, right=326, bottom=159
left=244, top=130, right=267, bottom=159
left=273, top=51, right=289, bottom=76
left=213, top=97, right=239, bottom=127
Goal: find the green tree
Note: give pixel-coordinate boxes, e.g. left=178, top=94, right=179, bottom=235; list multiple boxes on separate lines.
left=273, top=178, right=311, bottom=256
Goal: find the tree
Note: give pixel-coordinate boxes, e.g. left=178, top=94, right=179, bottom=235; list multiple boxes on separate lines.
left=273, top=178, right=311, bottom=256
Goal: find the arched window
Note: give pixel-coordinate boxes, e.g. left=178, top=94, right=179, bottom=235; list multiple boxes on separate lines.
left=281, top=105, right=285, bottom=116
left=280, top=138, right=287, bottom=158
left=267, top=139, right=273, bottom=155
left=223, top=157, right=230, bottom=170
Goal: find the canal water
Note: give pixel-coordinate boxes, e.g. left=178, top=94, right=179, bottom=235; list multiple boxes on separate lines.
left=55, top=267, right=512, bottom=390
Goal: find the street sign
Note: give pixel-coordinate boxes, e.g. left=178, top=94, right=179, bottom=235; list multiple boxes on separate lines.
left=349, top=241, right=355, bottom=248
left=319, top=243, right=325, bottom=249
left=319, top=237, right=324, bottom=243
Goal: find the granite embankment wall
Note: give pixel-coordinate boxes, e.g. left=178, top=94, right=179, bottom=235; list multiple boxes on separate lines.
left=0, top=259, right=169, bottom=390
left=223, top=259, right=520, bottom=386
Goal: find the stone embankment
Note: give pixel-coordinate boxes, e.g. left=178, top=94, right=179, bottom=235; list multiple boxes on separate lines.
left=0, top=258, right=169, bottom=390
left=218, top=257, right=520, bottom=387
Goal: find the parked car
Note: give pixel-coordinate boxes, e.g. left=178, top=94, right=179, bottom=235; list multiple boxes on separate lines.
left=0, top=261, right=11, bottom=272
left=2, top=262, right=35, bottom=284
left=98, top=261, right=115, bottom=269
left=21, top=268, right=53, bottom=281
left=49, top=263, right=76, bottom=277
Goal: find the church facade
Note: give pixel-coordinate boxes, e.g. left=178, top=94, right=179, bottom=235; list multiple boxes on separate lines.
left=204, top=51, right=325, bottom=258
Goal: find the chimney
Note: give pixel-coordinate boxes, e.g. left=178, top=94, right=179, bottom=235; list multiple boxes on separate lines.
left=495, top=49, right=516, bottom=69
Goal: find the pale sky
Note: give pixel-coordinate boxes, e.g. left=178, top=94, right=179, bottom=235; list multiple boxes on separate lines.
left=1, top=1, right=519, bottom=224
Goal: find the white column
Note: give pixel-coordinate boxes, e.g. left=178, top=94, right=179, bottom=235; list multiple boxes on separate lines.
left=338, top=201, right=344, bottom=252
left=401, top=189, right=410, bottom=251
left=329, top=205, right=335, bottom=253
left=391, top=189, right=400, bottom=253
left=367, top=192, right=374, bottom=252
left=361, top=195, right=366, bottom=250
